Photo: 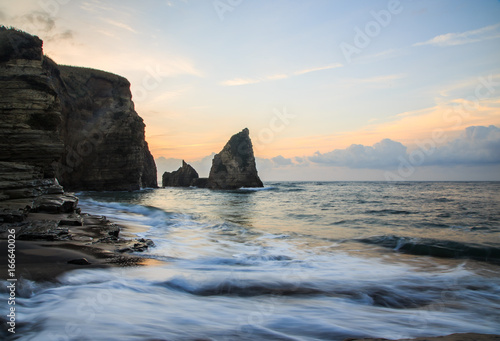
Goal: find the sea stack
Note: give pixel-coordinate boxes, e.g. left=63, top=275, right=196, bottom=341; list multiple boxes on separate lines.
left=207, top=128, right=263, bottom=190
left=162, top=160, right=199, bottom=187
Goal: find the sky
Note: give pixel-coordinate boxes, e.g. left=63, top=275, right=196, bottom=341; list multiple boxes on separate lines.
left=1, top=0, right=500, bottom=181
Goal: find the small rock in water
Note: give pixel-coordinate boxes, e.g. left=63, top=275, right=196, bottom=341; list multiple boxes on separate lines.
left=67, top=258, right=91, bottom=265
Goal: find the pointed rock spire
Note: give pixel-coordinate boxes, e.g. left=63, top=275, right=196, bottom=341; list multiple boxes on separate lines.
left=207, top=128, right=263, bottom=189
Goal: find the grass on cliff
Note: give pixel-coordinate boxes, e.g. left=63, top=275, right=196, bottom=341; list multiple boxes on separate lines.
left=0, top=26, right=42, bottom=62
left=57, top=64, right=128, bottom=84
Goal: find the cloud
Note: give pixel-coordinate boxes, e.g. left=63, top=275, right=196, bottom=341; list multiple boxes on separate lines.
left=102, top=18, right=137, bottom=34
left=344, top=74, right=405, bottom=88
left=155, top=156, right=183, bottom=173
left=293, top=63, right=343, bottom=76
left=80, top=1, right=115, bottom=13
left=191, top=153, right=215, bottom=177
left=424, top=125, right=500, bottom=166
left=220, top=63, right=342, bottom=86
left=271, top=155, right=293, bottom=167
left=310, top=139, right=407, bottom=169
left=414, top=23, right=500, bottom=47
left=4, top=11, right=75, bottom=44
left=308, top=125, right=500, bottom=170
left=220, top=78, right=261, bottom=86
left=23, top=11, right=55, bottom=32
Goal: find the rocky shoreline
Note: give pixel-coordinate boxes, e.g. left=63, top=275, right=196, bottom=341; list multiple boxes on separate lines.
left=1, top=27, right=159, bottom=283
left=0, top=190, right=156, bottom=283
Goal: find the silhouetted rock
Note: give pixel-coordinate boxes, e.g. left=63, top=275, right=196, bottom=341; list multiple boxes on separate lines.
left=162, top=160, right=199, bottom=187
left=67, top=258, right=91, bottom=265
left=207, top=128, right=263, bottom=190
left=0, top=27, right=157, bottom=194
left=191, top=177, right=209, bottom=188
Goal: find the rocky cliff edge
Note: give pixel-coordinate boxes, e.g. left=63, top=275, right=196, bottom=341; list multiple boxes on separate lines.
left=0, top=27, right=157, bottom=197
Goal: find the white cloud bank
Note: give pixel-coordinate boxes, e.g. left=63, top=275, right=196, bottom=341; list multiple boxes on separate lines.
left=309, top=125, right=500, bottom=169
left=424, top=125, right=500, bottom=166
left=310, top=139, right=407, bottom=169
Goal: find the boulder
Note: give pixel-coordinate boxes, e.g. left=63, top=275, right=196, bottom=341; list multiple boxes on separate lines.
left=207, top=128, right=263, bottom=190
left=162, top=160, right=199, bottom=187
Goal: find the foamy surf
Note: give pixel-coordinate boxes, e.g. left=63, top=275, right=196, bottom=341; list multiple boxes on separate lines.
left=4, top=182, right=499, bottom=340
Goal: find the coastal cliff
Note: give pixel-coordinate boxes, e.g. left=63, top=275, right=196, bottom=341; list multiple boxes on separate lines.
left=0, top=27, right=157, bottom=196
left=54, top=64, right=157, bottom=190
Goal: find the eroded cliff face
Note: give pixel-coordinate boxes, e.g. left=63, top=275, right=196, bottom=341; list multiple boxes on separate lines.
left=0, top=28, right=157, bottom=198
left=53, top=65, right=157, bottom=190
left=0, top=29, right=63, bottom=179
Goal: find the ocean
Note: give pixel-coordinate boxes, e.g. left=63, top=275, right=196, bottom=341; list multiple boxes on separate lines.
left=5, top=182, right=500, bottom=340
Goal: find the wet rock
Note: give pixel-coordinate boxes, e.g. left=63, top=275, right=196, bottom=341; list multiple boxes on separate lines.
left=59, top=216, right=84, bottom=226
left=67, top=258, right=91, bottom=265
left=16, top=221, right=70, bottom=241
left=118, top=238, right=155, bottom=253
left=0, top=205, right=29, bottom=223
left=33, top=194, right=78, bottom=213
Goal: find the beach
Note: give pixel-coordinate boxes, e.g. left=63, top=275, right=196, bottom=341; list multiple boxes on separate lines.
left=2, top=182, right=499, bottom=340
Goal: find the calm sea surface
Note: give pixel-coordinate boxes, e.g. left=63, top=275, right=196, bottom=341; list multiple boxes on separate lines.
left=4, top=182, right=500, bottom=340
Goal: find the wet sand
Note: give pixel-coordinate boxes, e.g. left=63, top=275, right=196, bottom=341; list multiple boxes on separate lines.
left=0, top=240, right=146, bottom=282
left=1, top=211, right=155, bottom=283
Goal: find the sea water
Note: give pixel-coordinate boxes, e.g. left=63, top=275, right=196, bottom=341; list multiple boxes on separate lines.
left=2, top=182, right=500, bottom=340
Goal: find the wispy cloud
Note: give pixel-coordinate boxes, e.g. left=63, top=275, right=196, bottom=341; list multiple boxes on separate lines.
left=220, top=78, right=259, bottom=86
left=102, top=18, right=137, bottom=34
left=293, top=63, right=343, bottom=76
left=344, top=74, right=405, bottom=88
left=81, top=1, right=115, bottom=13
left=414, top=23, right=500, bottom=47
left=220, top=63, right=343, bottom=86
